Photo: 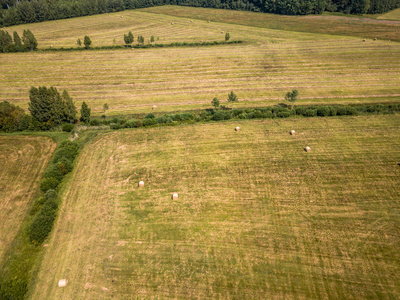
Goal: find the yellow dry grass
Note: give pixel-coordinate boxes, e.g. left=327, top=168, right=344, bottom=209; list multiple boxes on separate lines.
left=31, top=115, right=400, bottom=299
left=1, top=8, right=400, bottom=115
left=0, top=136, right=56, bottom=261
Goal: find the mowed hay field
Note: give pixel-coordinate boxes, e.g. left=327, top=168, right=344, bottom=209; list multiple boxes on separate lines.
left=32, top=115, right=400, bottom=299
left=0, top=136, right=56, bottom=260
left=1, top=7, right=400, bottom=115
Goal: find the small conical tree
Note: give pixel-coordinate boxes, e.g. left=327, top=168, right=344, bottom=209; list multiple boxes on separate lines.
left=62, top=90, right=77, bottom=123
left=212, top=97, right=220, bottom=109
left=225, top=32, right=230, bottom=41
left=22, top=29, right=37, bottom=51
left=227, top=91, right=238, bottom=102
left=13, top=31, right=22, bottom=49
left=0, top=30, right=13, bottom=52
left=80, top=101, right=91, bottom=123
left=83, top=35, right=91, bottom=49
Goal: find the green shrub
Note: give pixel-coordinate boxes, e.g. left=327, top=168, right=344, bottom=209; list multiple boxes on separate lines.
left=329, top=107, right=337, bottom=116
left=110, top=123, right=122, bottom=130
left=43, top=164, right=64, bottom=181
left=40, top=177, right=60, bottom=192
left=29, top=196, right=46, bottom=216
left=62, top=123, right=74, bottom=132
left=0, top=278, right=28, bottom=300
left=262, top=111, right=273, bottom=118
left=212, top=111, right=227, bottom=121
left=56, top=157, right=73, bottom=175
left=317, top=106, right=330, bottom=117
left=110, top=117, right=120, bottom=123
left=90, top=119, right=100, bottom=126
left=145, top=113, right=155, bottom=119
left=172, top=114, right=182, bottom=121
left=181, top=113, right=194, bottom=120
left=238, top=112, right=248, bottom=119
left=142, top=118, right=157, bottom=126
left=52, top=141, right=79, bottom=163
left=305, top=109, right=317, bottom=117
left=253, top=110, right=264, bottom=118
left=28, top=214, right=55, bottom=244
left=45, top=189, right=57, bottom=201
left=276, top=111, right=291, bottom=118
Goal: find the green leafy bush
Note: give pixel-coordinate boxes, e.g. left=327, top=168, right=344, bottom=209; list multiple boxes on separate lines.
left=305, top=109, right=317, bottom=117
left=40, top=177, right=60, bottom=192
left=56, top=157, right=73, bottom=175
left=28, top=214, right=55, bottom=244
left=45, top=189, right=57, bottom=201
left=145, top=113, right=155, bottom=119
left=44, top=164, right=64, bottom=181
left=62, top=123, right=74, bottom=132
left=52, top=141, right=79, bottom=163
left=317, top=106, right=330, bottom=117
left=276, top=111, right=291, bottom=118
left=0, top=278, right=28, bottom=300
left=90, top=119, right=100, bottom=126
left=110, top=123, right=122, bottom=130
left=142, top=118, right=157, bottom=126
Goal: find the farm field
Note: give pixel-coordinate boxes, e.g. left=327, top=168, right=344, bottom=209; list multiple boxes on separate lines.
left=31, top=115, right=400, bottom=299
left=377, top=8, right=400, bottom=20
left=0, top=136, right=56, bottom=261
left=1, top=7, right=400, bottom=116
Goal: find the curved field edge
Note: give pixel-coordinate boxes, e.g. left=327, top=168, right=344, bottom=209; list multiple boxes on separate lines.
left=143, top=6, right=400, bottom=42
left=0, top=136, right=56, bottom=262
left=31, top=115, right=400, bottom=299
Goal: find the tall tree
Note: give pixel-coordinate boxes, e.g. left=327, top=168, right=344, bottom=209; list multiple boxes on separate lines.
left=62, top=90, right=77, bottom=124
left=83, top=35, right=91, bottom=49
left=0, top=29, right=12, bottom=52
left=22, top=29, right=37, bottom=50
left=124, top=31, right=134, bottom=46
left=13, top=31, right=22, bottom=48
left=28, top=86, right=64, bottom=130
left=80, top=101, right=91, bottom=123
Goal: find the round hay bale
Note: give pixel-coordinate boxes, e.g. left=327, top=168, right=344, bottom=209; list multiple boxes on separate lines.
left=138, top=181, right=144, bottom=187
left=121, top=16, right=123, bottom=18
left=190, top=20, right=193, bottom=22
left=171, top=22, right=174, bottom=25
left=305, top=146, right=311, bottom=152
left=172, top=193, right=178, bottom=200
left=221, top=31, right=224, bottom=34
left=58, top=279, right=68, bottom=287
left=290, top=130, right=295, bottom=135
left=362, top=39, right=366, bottom=42
left=374, top=38, right=377, bottom=41
left=207, top=20, right=210, bottom=23
left=152, top=105, right=157, bottom=110
left=235, top=127, right=240, bottom=131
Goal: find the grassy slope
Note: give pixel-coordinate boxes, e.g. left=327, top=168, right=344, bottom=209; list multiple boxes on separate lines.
left=31, top=115, right=400, bottom=299
left=377, top=8, right=400, bottom=20
left=0, top=136, right=56, bottom=261
left=144, top=6, right=400, bottom=42
left=1, top=7, right=400, bottom=116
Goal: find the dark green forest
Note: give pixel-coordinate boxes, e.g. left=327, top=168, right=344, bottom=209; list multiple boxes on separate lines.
left=0, top=0, right=399, bottom=26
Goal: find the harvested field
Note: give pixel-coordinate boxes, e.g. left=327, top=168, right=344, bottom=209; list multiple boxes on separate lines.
left=31, top=115, right=400, bottom=299
left=0, top=136, right=56, bottom=261
left=1, top=8, right=400, bottom=115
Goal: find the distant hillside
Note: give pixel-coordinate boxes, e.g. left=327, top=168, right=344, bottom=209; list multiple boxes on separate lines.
left=1, top=0, right=399, bottom=26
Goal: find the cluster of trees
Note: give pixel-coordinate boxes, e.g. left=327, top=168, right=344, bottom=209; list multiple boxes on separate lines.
left=0, top=29, right=37, bottom=52
left=1, top=0, right=398, bottom=27
left=0, top=86, right=93, bottom=132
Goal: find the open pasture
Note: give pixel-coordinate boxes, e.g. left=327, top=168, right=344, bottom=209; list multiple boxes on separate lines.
left=1, top=7, right=400, bottom=115
left=31, top=115, right=400, bottom=299
left=377, top=8, right=400, bottom=20
left=0, top=136, right=55, bottom=261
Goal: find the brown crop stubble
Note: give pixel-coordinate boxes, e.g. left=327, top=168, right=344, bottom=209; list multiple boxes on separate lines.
left=0, top=136, right=56, bottom=261
left=31, top=115, right=400, bottom=299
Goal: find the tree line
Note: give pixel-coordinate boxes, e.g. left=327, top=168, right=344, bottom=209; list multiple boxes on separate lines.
left=0, top=86, right=91, bottom=132
left=0, top=28, right=37, bottom=52
left=1, top=0, right=399, bottom=26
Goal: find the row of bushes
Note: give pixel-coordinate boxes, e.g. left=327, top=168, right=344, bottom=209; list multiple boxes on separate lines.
left=41, top=40, right=243, bottom=52
left=95, top=103, right=400, bottom=131
left=29, top=141, right=79, bottom=245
